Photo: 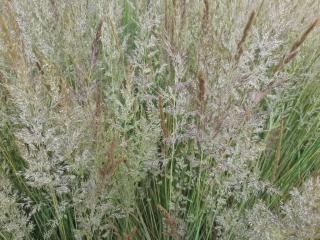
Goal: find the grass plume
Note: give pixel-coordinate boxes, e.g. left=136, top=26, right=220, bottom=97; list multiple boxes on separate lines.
left=234, top=10, right=256, bottom=64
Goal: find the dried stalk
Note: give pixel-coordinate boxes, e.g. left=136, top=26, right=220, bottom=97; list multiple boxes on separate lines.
left=202, top=0, right=209, bottom=30
left=91, top=20, right=103, bottom=67
left=252, top=18, right=319, bottom=106
left=100, top=136, right=124, bottom=182
left=276, top=18, right=319, bottom=72
left=123, top=227, right=139, bottom=240
left=197, top=69, right=206, bottom=113
left=234, top=10, right=256, bottom=63
left=157, top=205, right=178, bottom=238
left=108, top=16, right=121, bottom=50
left=171, top=0, right=177, bottom=44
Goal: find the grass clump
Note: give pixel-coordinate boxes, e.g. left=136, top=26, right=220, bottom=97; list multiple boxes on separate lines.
left=1, top=0, right=320, bottom=239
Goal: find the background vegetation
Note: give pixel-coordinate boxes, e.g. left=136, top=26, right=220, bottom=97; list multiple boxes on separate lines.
left=1, top=0, right=320, bottom=239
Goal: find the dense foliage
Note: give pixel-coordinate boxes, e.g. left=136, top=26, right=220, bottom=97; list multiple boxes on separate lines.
left=1, top=1, right=320, bottom=239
